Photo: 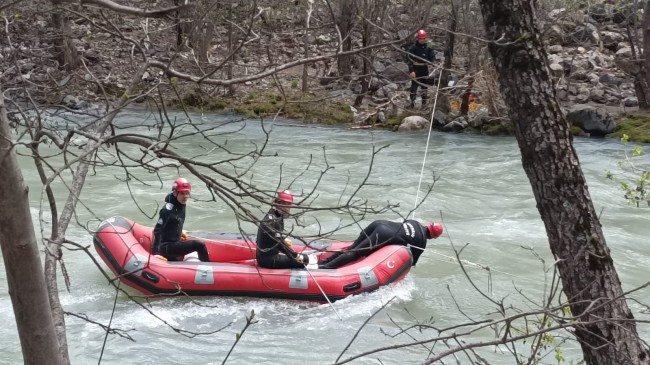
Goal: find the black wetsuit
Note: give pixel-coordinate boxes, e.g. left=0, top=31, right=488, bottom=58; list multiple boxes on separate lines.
left=407, top=42, right=436, bottom=107
left=319, top=220, right=430, bottom=269
left=152, top=193, right=209, bottom=262
left=256, top=209, right=305, bottom=269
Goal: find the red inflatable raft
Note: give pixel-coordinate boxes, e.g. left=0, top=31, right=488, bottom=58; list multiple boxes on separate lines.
left=93, top=216, right=414, bottom=301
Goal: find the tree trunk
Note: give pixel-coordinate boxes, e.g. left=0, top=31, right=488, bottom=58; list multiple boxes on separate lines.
left=41, top=66, right=145, bottom=365
left=641, top=0, right=650, bottom=109
left=0, top=85, right=65, bottom=365
left=440, top=0, right=457, bottom=90
left=437, top=1, right=457, bottom=114
left=227, top=0, right=236, bottom=95
left=460, top=76, right=473, bottom=116
left=337, top=0, right=357, bottom=81
left=174, top=0, right=184, bottom=49
left=302, top=0, right=312, bottom=93
left=353, top=21, right=370, bottom=107
left=196, top=21, right=213, bottom=64
left=478, top=1, right=650, bottom=364
left=50, top=0, right=79, bottom=70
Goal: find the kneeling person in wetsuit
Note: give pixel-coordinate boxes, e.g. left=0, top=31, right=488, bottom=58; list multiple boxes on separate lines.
left=256, top=190, right=314, bottom=269
left=152, top=178, right=210, bottom=262
left=319, top=219, right=443, bottom=269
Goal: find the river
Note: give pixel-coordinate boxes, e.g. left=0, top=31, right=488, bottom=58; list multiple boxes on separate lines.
left=1, top=108, right=649, bottom=364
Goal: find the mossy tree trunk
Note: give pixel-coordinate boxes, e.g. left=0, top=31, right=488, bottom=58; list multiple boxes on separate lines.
left=478, top=1, right=650, bottom=363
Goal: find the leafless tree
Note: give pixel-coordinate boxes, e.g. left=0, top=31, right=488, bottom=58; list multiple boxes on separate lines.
left=0, top=1, right=419, bottom=363
left=0, top=83, right=66, bottom=365
left=7, top=1, right=649, bottom=365
left=478, top=0, right=649, bottom=363
left=335, top=0, right=358, bottom=81
left=50, top=0, right=79, bottom=70
left=353, top=0, right=389, bottom=107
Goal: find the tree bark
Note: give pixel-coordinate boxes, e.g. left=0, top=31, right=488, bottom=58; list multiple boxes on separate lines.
left=40, top=65, right=145, bottom=365
left=440, top=0, right=457, bottom=90
left=302, top=0, right=312, bottom=93
left=174, top=0, right=185, bottom=48
left=227, top=0, right=236, bottom=95
left=478, top=1, right=650, bottom=364
left=337, top=0, right=357, bottom=81
left=50, top=0, right=79, bottom=70
left=641, top=0, right=650, bottom=109
left=0, top=86, right=65, bottom=365
left=353, top=20, right=370, bottom=107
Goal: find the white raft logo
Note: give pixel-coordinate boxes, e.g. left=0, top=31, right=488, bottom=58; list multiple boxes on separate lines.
left=387, top=260, right=395, bottom=269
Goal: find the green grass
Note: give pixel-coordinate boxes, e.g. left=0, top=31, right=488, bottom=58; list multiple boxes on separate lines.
left=609, top=114, right=650, bottom=143
left=233, top=92, right=353, bottom=124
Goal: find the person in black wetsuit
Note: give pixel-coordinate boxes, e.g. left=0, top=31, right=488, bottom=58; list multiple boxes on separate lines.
left=407, top=29, right=436, bottom=109
left=256, top=189, right=314, bottom=269
left=152, top=178, right=210, bottom=262
left=318, top=219, right=443, bottom=269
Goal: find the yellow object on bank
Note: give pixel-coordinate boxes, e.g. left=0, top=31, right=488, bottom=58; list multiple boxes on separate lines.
left=450, top=100, right=481, bottom=112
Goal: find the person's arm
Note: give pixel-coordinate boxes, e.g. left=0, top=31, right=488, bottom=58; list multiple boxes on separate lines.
left=158, top=205, right=177, bottom=239
left=259, top=216, right=299, bottom=258
left=276, top=232, right=299, bottom=259
left=152, top=207, right=173, bottom=253
left=406, top=45, right=415, bottom=73
left=428, top=46, right=436, bottom=63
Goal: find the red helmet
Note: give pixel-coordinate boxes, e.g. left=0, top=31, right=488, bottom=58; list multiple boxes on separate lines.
left=276, top=189, right=294, bottom=204
left=427, top=223, right=443, bottom=239
left=416, top=29, right=427, bottom=39
left=172, top=178, right=192, bottom=193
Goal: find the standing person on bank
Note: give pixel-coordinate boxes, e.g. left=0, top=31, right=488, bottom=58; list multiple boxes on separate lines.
left=256, top=189, right=314, bottom=269
left=318, top=219, right=443, bottom=269
left=407, top=29, right=436, bottom=109
left=152, top=178, right=210, bottom=262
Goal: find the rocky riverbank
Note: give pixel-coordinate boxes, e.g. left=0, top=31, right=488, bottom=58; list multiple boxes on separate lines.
left=3, top=1, right=650, bottom=142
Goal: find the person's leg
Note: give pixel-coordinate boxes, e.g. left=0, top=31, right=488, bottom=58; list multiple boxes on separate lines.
left=159, top=242, right=180, bottom=261
left=414, top=69, right=429, bottom=108
left=185, top=240, right=210, bottom=261
left=320, top=222, right=380, bottom=265
left=409, top=80, right=418, bottom=108
left=258, top=254, right=304, bottom=269
left=319, top=237, right=375, bottom=269
left=318, top=251, right=341, bottom=265
left=421, top=84, right=429, bottom=108
left=162, top=240, right=210, bottom=262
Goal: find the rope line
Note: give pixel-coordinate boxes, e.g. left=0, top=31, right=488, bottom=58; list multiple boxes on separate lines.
left=412, top=67, right=443, bottom=220
left=409, top=244, right=534, bottom=282
left=405, top=72, right=533, bottom=283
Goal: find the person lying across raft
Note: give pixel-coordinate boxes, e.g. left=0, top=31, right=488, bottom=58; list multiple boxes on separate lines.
left=152, top=178, right=210, bottom=262
left=256, top=189, right=316, bottom=269
left=318, top=219, right=443, bottom=269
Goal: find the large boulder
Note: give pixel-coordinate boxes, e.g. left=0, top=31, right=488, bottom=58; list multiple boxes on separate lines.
left=568, top=23, right=600, bottom=46
left=432, top=110, right=447, bottom=127
left=565, top=105, right=616, bottom=136
left=615, top=47, right=639, bottom=75
left=398, top=115, right=430, bottom=131
left=381, top=61, right=409, bottom=82
left=442, top=117, right=468, bottom=133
